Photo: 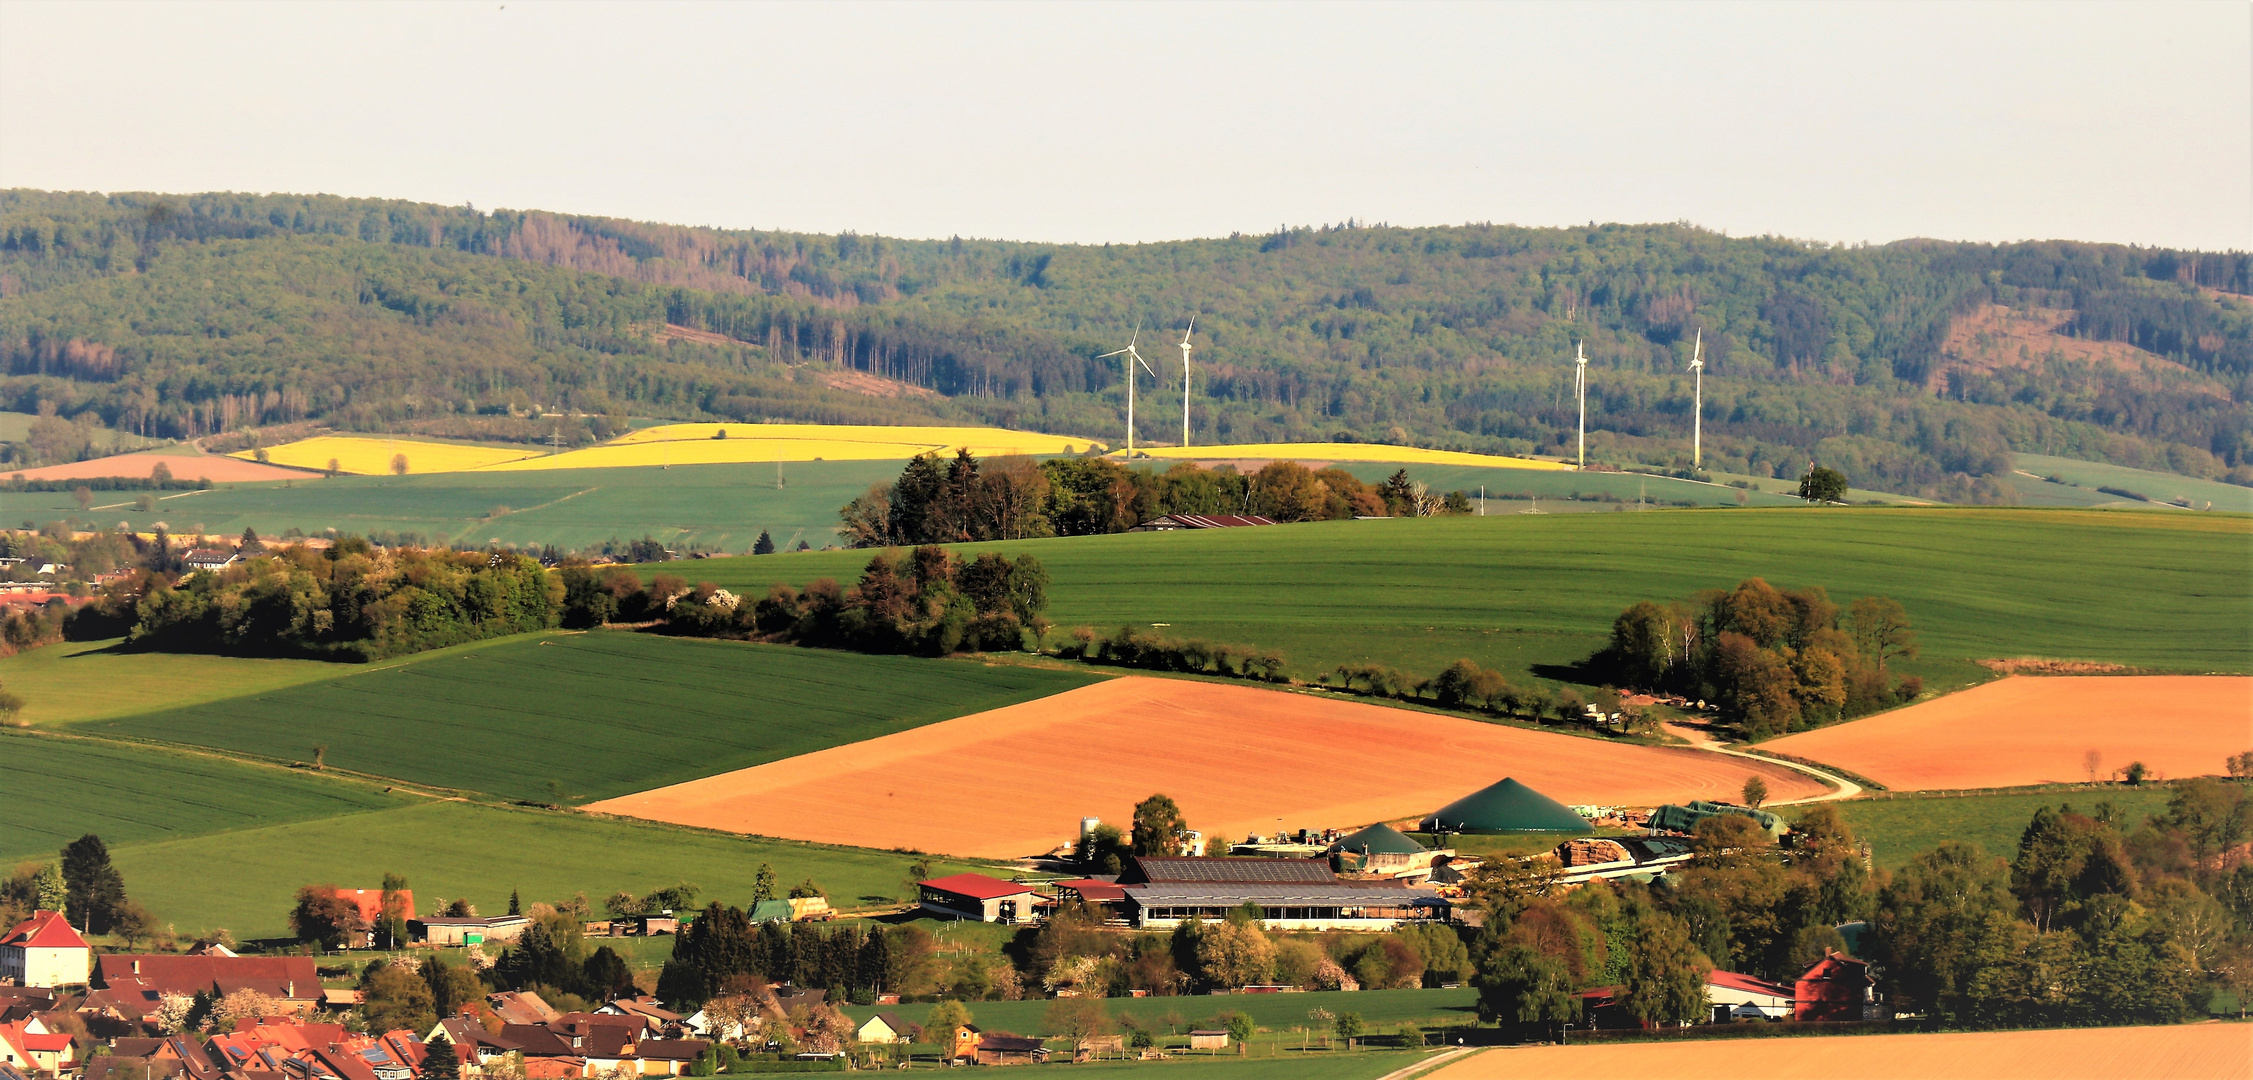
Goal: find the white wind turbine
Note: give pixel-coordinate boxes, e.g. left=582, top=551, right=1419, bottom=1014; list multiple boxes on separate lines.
left=1688, top=327, right=1705, bottom=470
left=1099, top=325, right=1159, bottom=459
left=1177, top=316, right=1195, bottom=449
left=1574, top=340, right=1590, bottom=470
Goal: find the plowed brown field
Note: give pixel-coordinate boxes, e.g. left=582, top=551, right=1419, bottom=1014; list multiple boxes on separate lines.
left=1425, top=1022, right=2251, bottom=1080
left=585, top=676, right=1826, bottom=858
left=6, top=451, right=309, bottom=482
left=1760, top=675, right=2252, bottom=790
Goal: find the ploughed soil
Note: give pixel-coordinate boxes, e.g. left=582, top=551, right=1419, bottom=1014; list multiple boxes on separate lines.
left=1759, top=675, right=2252, bottom=791
left=5, top=450, right=311, bottom=482
left=1427, top=1022, right=2251, bottom=1080
left=584, top=675, right=1825, bottom=859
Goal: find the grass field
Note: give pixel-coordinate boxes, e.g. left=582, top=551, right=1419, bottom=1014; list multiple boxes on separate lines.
left=2, top=460, right=905, bottom=552
left=0, top=732, right=410, bottom=861
left=242, top=435, right=542, bottom=474
left=658, top=508, right=2253, bottom=689
left=85, top=632, right=1099, bottom=805
left=602, top=422, right=1099, bottom=454
left=0, top=638, right=361, bottom=726
left=838, top=987, right=1482, bottom=1040
left=1828, top=787, right=2179, bottom=869
left=105, top=798, right=1000, bottom=938
left=2010, top=454, right=2253, bottom=513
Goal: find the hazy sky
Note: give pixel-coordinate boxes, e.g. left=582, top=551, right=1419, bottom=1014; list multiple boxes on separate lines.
left=3, top=1, right=2245, bottom=249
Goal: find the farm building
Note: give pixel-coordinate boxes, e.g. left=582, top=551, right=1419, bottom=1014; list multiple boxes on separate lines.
left=0, top=911, right=91, bottom=988
left=1129, top=514, right=1276, bottom=531
left=1046, top=878, right=1132, bottom=924
left=1648, top=800, right=1788, bottom=840
left=1794, top=950, right=1876, bottom=1021
left=974, top=1034, right=1049, bottom=1065
left=1422, top=777, right=1591, bottom=833
left=1328, top=823, right=1454, bottom=881
left=1187, top=1031, right=1231, bottom=1050
left=1707, top=970, right=1795, bottom=1022
left=415, top=915, right=532, bottom=947
left=917, top=873, right=1040, bottom=923
left=1549, top=835, right=1696, bottom=885
left=1113, top=857, right=1449, bottom=931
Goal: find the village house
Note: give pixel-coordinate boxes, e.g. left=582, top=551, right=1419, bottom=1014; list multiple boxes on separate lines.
left=851, top=1013, right=916, bottom=1046
left=0, top=1017, right=78, bottom=1075
left=0, top=911, right=92, bottom=988
left=182, top=549, right=240, bottom=573
left=1795, top=950, right=1876, bottom=1021
left=330, top=889, right=414, bottom=950
left=96, top=955, right=323, bottom=1014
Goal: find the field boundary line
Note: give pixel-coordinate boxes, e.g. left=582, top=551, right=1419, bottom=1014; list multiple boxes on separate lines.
left=1373, top=1046, right=1477, bottom=1080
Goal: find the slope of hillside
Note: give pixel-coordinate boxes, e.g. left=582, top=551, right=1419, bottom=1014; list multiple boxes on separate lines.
left=4, top=189, right=2248, bottom=504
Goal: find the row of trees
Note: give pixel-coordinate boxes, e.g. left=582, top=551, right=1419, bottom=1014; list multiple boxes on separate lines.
left=1591, top=577, right=1923, bottom=738
left=1468, top=775, right=2253, bottom=1032
left=842, top=450, right=1470, bottom=547
left=124, top=539, right=558, bottom=660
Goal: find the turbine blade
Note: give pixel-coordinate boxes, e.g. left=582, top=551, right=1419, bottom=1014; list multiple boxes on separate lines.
left=1098, top=348, right=1129, bottom=358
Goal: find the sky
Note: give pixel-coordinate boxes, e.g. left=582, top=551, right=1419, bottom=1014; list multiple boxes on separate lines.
left=2, top=0, right=2246, bottom=250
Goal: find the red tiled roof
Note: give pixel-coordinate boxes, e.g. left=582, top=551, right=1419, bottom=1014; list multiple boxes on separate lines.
left=1707, top=970, right=1793, bottom=999
left=918, top=874, right=1035, bottom=901
left=96, top=955, right=319, bottom=1000
left=331, top=889, right=416, bottom=926
left=0, top=911, right=89, bottom=952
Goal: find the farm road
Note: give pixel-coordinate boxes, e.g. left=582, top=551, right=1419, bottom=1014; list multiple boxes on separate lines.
left=1663, top=721, right=1862, bottom=804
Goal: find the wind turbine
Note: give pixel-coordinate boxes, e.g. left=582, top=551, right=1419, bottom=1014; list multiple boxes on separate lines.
left=1099, top=326, right=1158, bottom=459
left=1688, top=327, right=1705, bottom=470
left=1573, top=340, right=1589, bottom=470
left=1176, top=316, right=1195, bottom=449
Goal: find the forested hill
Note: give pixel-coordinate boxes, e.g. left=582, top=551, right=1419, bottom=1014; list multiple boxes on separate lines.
left=2, top=189, right=2248, bottom=501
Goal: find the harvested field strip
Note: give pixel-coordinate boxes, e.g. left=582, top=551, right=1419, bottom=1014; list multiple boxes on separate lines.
left=585, top=675, right=1826, bottom=859
left=90, top=633, right=1100, bottom=805
left=1423, top=1022, right=2252, bottom=1080
left=108, top=799, right=1002, bottom=939
left=245, top=435, right=541, bottom=474
left=8, top=449, right=309, bottom=482
left=1759, top=676, right=2253, bottom=791
left=1130, top=442, right=1567, bottom=470
left=0, top=732, right=408, bottom=860
left=608, top=422, right=1098, bottom=454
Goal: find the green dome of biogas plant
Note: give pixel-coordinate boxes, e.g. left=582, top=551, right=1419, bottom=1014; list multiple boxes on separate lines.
left=1421, top=777, right=1591, bottom=833
left=1331, top=822, right=1427, bottom=856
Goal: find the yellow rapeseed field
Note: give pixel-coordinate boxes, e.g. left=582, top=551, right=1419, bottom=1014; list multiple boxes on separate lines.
left=477, top=423, right=1103, bottom=471
left=239, top=436, right=543, bottom=475
left=1127, top=442, right=1571, bottom=470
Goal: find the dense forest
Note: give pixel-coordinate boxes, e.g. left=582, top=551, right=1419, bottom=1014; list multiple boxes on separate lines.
left=2, top=189, right=2248, bottom=501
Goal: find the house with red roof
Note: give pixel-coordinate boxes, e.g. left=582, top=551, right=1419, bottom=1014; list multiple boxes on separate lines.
left=915, top=874, right=1039, bottom=924
left=1, top=911, right=91, bottom=989
left=1705, top=969, right=1795, bottom=1021
left=0, top=1017, right=79, bottom=1075
left=95, top=955, right=322, bottom=1013
left=329, top=889, right=414, bottom=950
left=1794, top=949, right=1875, bottom=1022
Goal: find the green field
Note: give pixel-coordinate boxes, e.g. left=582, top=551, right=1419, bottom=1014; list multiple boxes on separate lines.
left=840, top=987, right=1481, bottom=1041
left=1828, top=787, right=2180, bottom=869
left=107, top=798, right=1000, bottom=938
left=4, top=459, right=906, bottom=552
left=0, top=732, right=411, bottom=861
left=660, top=507, right=2253, bottom=688
left=85, top=632, right=1099, bottom=804
left=0, top=638, right=364, bottom=727
left=2007, top=454, right=2253, bottom=513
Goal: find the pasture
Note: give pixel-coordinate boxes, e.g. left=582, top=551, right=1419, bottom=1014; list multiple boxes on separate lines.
left=3, top=459, right=904, bottom=551
left=0, top=637, right=355, bottom=726
left=87, top=632, right=1099, bottom=805
left=662, top=508, right=2253, bottom=689
left=0, top=732, right=409, bottom=861
left=1760, top=676, right=2252, bottom=791
left=1423, top=1022, right=2253, bottom=1080
left=585, top=675, right=1824, bottom=859
left=838, top=986, right=1481, bottom=1042
left=1827, top=786, right=2179, bottom=870
left=2010, top=453, right=2253, bottom=513
left=242, top=435, right=541, bottom=474
left=107, top=798, right=1001, bottom=939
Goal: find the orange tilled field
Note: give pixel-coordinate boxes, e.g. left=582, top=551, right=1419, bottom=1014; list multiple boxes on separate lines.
left=6, top=450, right=308, bottom=482
left=1759, top=675, right=2253, bottom=791
left=1426, top=1022, right=2252, bottom=1080
left=584, top=676, right=1826, bottom=859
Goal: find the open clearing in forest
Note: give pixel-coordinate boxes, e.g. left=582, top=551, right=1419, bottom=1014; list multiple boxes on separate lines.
left=90, top=633, right=1098, bottom=805
left=585, top=675, right=1826, bottom=859
left=1425, top=1022, right=2251, bottom=1080
left=1759, top=676, right=2253, bottom=790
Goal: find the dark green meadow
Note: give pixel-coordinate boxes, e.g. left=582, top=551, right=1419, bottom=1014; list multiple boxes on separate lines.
left=82, top=631, right=1098, bottom=804
left=1828, top=786, right=2181, bottom=870
left=0, top=733, right=411, bottom=861
left=663, top=507, right=2253, bottom=689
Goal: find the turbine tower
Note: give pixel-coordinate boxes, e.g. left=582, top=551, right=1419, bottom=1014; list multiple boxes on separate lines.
left=1177, top=316, right=1195, bottom=449
left=1099, top=326, right=1158, bottom=460
left=1574, top=340, right=1589, bottom=470
left=1688, top=327, right=1705, bottom=470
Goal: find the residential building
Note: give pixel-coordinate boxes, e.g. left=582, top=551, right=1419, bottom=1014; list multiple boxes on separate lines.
left=95, top=956, right=322, bottom=1013
left=0, top=1018, right=77, bottom=1075
left=852, top=1014, right=916, bottom=1045
left=1794, top=950, right=1875, bottom=1022
left=0, top=911, right=92, bottom=988
left=1706, top=970, right=1794, bottom=1021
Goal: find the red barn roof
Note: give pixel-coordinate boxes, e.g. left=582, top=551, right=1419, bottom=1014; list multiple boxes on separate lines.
left=1, top=911, right=89, bottom=952
left=330, top=889, right=416, bottom=925
left=918, top=874, right=1035, bottom=901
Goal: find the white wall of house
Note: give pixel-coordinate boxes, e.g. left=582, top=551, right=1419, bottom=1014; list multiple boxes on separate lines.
left=0, top=943, right=92, bottom=988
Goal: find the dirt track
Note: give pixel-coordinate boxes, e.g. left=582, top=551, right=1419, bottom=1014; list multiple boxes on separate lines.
left=1426, top=1022, right=2251, bottom=1080
left=586, top=676, right=1827, bottom=859
left=1759, top=675, right=2252, bottom=790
